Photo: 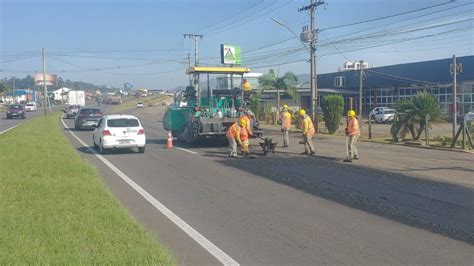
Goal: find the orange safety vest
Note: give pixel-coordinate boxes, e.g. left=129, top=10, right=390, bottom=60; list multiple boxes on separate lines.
left=301, top=115, right=315, bottom=135
left=226, top=123, right=240, bottom=139
left=240, top=126, right=249, bottom=141
left=347, top=117, right=360, bottom=136
left=281, top=111, right=292, bottom=130
left=240, top=114, right=252, bottom=135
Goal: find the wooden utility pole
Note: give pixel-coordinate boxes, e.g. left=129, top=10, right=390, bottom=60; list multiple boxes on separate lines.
left=451, top=55, right=458, bottom=140
left=42, top=48, right=47, bottom=116
left=184, top=33, right=203, bottom=106
left=358, top=60, right=364, bottom=117
left=299, top=0, right=324, bottom=129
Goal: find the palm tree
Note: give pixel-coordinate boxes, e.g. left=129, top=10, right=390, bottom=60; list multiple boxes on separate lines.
left=391, top=92, right=444, bottom=141
left=258, top=69, right=299, bottom=122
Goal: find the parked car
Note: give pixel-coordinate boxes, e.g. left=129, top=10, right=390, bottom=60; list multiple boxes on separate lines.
left=6, top=104, right=25, bottom=119
left=66, top=105, right=81, bottom=119
left=25, top=102, right=37, bottom=112
left=93, top=114, right=146, bottom=154
left=74, top=108, right=103, bottom=130
left=372, top=108, right=396, bottom=123
left=136, top=102, right=144, bottom=108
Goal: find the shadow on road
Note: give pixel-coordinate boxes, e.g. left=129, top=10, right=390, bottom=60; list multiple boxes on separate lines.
left=215, top=154, right=474, bottom=244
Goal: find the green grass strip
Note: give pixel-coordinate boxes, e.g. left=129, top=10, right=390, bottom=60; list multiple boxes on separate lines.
left=0, top=113, right=174, bottom=265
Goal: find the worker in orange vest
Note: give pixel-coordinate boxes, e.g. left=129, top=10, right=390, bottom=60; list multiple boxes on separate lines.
left=299, top=109, right=315, bottom=156
left=226, top=121, right=242, bottom=158
left=280, top=104, right=292, bottom=148
left=239, top=109, right=253, bottom=136
left=239, top=118, right=250, bottom=157
left=344, top=110, right=361, bottom=162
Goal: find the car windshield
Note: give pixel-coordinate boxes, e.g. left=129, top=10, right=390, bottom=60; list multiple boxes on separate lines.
left=107, top=118, right=140, bottom=127
left=26, top=104, right=34, bottom=106
left=10, top=105, right=22, bottom=109
left=80, top=109, right=101, bottom=115
left=384, top=110, right=396, bottom=114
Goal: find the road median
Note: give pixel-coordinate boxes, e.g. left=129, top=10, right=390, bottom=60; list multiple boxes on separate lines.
left=0, top=113, right=174, bottom=264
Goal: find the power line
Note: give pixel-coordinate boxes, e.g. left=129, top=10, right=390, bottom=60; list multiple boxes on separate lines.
left=321, top=0, right=456, bottom=31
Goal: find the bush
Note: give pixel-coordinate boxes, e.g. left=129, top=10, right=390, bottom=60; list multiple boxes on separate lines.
left=321, top=94, right=344, bottom=134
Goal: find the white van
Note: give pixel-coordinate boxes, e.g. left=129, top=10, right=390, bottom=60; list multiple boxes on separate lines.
left=25, top=102, right=37, bottom=112
left=373, top=108, right=396, bottom=123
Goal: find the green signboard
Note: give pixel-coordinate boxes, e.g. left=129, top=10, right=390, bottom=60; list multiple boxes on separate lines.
left=220, top=44, right=242, bottom=65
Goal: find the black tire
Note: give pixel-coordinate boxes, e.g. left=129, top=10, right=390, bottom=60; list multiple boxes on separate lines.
left=93, top=138, right=99, bottom=149
left=138, top=146, right=145, bottom=153
left=22, top=115, right=25, bottom=119
left=75, top=125, right=80, bottom=131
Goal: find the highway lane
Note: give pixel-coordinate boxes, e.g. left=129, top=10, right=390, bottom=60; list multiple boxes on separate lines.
left=61, top=107, right=474, bottom=265
left=0, top=107, right=54, bottom=133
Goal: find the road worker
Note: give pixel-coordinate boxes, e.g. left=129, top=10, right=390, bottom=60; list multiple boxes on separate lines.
left=239, top=109, right=253, bottom=136
left=239, top=118, right=250, bottom=157
left=280, top=104, right=292, bottom=148
left=226, top=121, right=242, bottom=158
left=344, top=110, right=361, bottom=162
left=299, top=109, right=315, bottom=156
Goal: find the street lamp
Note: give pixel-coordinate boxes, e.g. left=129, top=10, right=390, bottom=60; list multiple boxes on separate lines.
left=271, top=17, right=307, bottom=49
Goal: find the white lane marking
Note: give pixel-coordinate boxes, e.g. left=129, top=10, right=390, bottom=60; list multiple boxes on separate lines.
left=176, top=147, right=199, bottom=155
left=0, top=124, right=22, bottom=135
left=60, top=118, right=238, bottom=266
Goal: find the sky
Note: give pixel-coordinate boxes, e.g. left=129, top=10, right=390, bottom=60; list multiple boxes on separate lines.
left=1, top=0, right=473, bottom=90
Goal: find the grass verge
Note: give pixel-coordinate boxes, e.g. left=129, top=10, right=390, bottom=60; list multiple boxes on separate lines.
left=108, top=95, right=171, bottom=113
left=0, top=113, right=174, bottom=264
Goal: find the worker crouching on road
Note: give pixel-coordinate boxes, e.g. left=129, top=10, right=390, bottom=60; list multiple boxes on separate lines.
left=299, top=109, right=315, bottom=156
left=239, top=118, right=251, bottom=157
left=226, top=121, right=242, bottom=158
left=239, top=109, right=253, bottom=137
left=280, top=104, right=292, bottom=148
left=344, top=110, right=361, bottom=162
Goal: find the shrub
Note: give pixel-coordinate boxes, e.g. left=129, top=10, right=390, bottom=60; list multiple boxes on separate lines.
left=321, top=94, right=344, bottom=134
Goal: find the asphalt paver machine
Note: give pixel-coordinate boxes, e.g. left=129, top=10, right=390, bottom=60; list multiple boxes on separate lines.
left=163, top=66, right=262, bottom=143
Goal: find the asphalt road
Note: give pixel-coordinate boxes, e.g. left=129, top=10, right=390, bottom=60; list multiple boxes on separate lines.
left=61, top=105, right=474, bottom=265
left=0, top=107, right=53, bottom=133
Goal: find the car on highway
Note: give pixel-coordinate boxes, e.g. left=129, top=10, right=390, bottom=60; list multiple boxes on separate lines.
left=66, top=105, right=81, bottom=119
left=74, top=107, right=103, bottom=130
left=25, top=102, right=37, bottom=112
left=93, top=114, right=146, bottom=154
left=136, top=102, right=144, bottom=108
left=6, top=104, right=26, bottom=119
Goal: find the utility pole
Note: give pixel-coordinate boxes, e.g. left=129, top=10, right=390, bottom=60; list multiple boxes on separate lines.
left=42, top=48, right=47, bottom=116
left=359, top=60, right=364, bottom=117
left=184, top=33, right=203, bottom=105
left=299, top=0, right=324, bottom=129
left=12, top=76, right=16, bottom=103
left=185, top=53, right=193, bottom=86
left=450, top=55, right=462, bottom=140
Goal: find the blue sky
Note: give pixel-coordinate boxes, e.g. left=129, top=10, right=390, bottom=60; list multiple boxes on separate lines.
left=1, top=0, right=472, bottom=89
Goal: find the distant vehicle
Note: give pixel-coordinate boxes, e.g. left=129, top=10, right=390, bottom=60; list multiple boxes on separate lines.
left=66, top=105, right=81, bottom=119
left=68, top=91, right=85, bottom=106
left=93, top=114, right=146, bottom=154
left=110, top=94, right=122, bottom=105
left=6, top=104, right=25, bottom=119
left=25, top=102, right=37, bottom=112
left=136, top=103, right=144, bottom=108
left=372, top=108, right=396, bottom=123
left=74, top=108, right=103, bottom=130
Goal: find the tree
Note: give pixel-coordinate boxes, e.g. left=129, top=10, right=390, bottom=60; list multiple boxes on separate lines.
left=258, top=69, right=299, bottom=120
left=0, top=82, right=11, bottom=95
left=321, top=94, right=344, bottom=134
left=391, top=92, right=444, bottom=141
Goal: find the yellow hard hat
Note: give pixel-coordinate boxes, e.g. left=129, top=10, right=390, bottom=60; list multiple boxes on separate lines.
left=239, top=119, right=247, bottom=126
left=348, top=110, right=356, bottom=117
left=299, top=109, right=306, bottom=116
left=283, top=104, right=288, bottom=109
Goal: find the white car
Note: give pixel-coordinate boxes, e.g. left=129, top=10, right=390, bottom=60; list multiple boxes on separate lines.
left=136, top=102, right=144, bottom=108
left=372, top=108, right=396, bottom=123
left=93, top=114, right=146, bottom=154
left=25, top=102, right=37, bottom=112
